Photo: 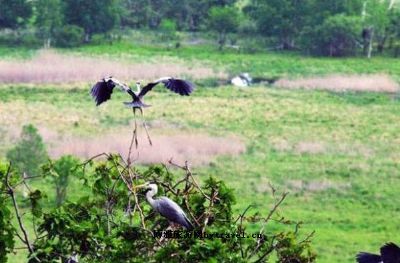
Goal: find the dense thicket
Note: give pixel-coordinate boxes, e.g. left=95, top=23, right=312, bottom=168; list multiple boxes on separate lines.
left=0, top=0, right=399, bottom=56
left=0, top=155, right=316, bottom=262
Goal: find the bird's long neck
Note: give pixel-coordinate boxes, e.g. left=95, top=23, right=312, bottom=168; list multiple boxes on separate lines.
left=136, top=83, right=141, bottom=94
left=146, top=189, right=156, bottom=208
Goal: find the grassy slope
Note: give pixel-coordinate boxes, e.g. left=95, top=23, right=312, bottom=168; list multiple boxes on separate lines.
left=1, top=43, right=400, bottom=262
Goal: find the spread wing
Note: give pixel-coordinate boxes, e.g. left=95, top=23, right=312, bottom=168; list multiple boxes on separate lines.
left=91, top=77, right=137, bottom=106
left=381, top=243, right=400, bottom=263
left=356, top=252, right=381, bottom=263
left=139, top=77, right=194, bottom=98
left=155, top=197, right=193, bottom=230
left=91, top=79, right=115, bottom=106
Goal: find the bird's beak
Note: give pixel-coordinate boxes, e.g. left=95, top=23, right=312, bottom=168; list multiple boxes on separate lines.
left=133, top=182, right=150, bottom=190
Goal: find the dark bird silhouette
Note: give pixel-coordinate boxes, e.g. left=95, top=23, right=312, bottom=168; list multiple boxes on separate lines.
left=356, top=242, right=400, bottom=263
left=90, top=76, right=194, bottom=107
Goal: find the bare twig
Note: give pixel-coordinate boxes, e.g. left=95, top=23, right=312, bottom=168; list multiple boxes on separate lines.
left=168, top=159, right=210, bottom=200
left=252, top=237, right=276, bottom=263
left=263, top=192, right=288, bottom=225
left=299, top=230, right=315, bottom=244
left=201, top=190, right=218, bottom=234
left=238, top=205, right=253, bottom=259
left=4, top=163, right=38, bottom=260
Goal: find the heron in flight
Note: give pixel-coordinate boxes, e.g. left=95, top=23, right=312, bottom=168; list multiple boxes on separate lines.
left=356, top=242, right=400, bottom=263
left=90, top=76, right=194, bottom=108
left=90, top=76, right=194, bottom=148
left=139, top=183, right=194, bottom=230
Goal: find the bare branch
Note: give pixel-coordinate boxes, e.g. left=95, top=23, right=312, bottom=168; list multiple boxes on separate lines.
left=4, top=163, right=37, bottom=260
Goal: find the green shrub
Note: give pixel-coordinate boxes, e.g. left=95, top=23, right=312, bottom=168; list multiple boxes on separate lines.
left=302, top=14, right=362, bottom=56
left=54, top=25, right=84, bottom=48
left=1, top=155, right=316, bottom=262
left=159, top=19, right=179, bottom=42
left=0, top=164, right=15, bottom=263
left=43, top=155, right=81, bottom=207
left=6, top=124, right=48, bottom=177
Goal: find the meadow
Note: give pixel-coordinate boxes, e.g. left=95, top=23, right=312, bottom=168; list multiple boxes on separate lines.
left=0, top=41, right=400, bottom=262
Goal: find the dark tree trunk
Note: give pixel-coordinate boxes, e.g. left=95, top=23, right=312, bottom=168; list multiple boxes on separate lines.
left=377, top=35, right=387, bottom=54
left=84, top=32, right=91, bottom=43
left=218, top=32, right=226, bottom=51
left=362, top=27, right=373, bottom=58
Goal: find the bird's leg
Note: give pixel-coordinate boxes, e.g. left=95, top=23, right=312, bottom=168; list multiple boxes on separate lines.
left=127, top=108, right=138, bottom=165
left=133, top=108, right=138, bottom=149
left=139, top=107, right=153, bottom=146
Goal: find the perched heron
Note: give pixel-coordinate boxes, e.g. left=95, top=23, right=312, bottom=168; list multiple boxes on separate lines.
left=356, top=242, right=400, bottom=263
left=141, top=183, right=194, bottom=230
left=90, top=76, right=194, bottom=108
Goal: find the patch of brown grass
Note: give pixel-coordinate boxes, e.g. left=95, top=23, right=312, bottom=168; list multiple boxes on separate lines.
left=295, top=141, right=326, bottom=154
left=286, top=179, right=351, bottom=192
left=48, top=132, right=245, bottom=166
left=274, top=74, right=399, bottom=93
left=0, top=49, right=225, bottom=84
left=270, top=138, right=375, bottom=157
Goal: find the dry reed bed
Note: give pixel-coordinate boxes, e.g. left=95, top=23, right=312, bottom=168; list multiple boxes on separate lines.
left=0, top=50, right=225, bottom=84
left=271, top=138, right=374, bottom=157
left=274, top=74, right=399, bottom=93
left=286, top=179, right=351, bottom=192
left=48, top=132, right=245, bottom=166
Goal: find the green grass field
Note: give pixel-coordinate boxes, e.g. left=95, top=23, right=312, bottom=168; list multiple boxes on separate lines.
left=1, top=42, right=400, bottom=262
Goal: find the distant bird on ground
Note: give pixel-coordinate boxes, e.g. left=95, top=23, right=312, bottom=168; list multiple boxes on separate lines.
left=90, top=76, right=194, bottom=108
left=231, top=73, right=252, bottom=87
left=141, top=183, right=194, bottom=230
left=356, top=242, right=400, bottom=263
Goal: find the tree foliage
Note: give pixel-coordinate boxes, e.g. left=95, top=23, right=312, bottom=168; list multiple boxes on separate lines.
left=6, top=124, right=48, bottom=177
left=34, top=0, right=63, bottom=48
left=63, top=0, right=120, bottom=41
left=1, top=0, right=400, bottom=55
left=244, top=0, right=308, bottom=50
left=1, top=155, right=316, bottom=262
left=0, top=165, right=15, bottom=263
left=43, top=155, right=82, bottom=207
left=303, top=14, right=363, bottom=56
left=0, top=0, right=32, bottom=29
left=54, top=25, right=84, bottom=47
left=209, top=6, right=239, bottom=49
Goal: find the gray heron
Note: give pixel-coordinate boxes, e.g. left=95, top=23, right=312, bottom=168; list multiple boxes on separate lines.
left=141, top=183, right=194, bottom=230
left=356, top=242, right=400, bottom=263
left=90, top=76, right=194, bottom=147
left=90, top=76, right=194, bottom=108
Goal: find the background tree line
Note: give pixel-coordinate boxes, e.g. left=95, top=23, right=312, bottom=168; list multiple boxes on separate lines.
left=0, top=0, right=399, bottom=56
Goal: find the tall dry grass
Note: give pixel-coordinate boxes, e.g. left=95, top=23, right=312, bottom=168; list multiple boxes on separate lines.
left=48, top=132, right=245, bottom=166
left=0, top=50, right=225, bottom=84
left=274, top=74, right=399, bottom=93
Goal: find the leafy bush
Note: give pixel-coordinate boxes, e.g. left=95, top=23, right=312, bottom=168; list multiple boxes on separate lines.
left=54, top=25, right=84, bottom=48
left=43, top=155, right=82, bottom=207
left=1, top=155, right=316, bottom=262
left=208, top=6, right=239, bottom=50
left=6, top=124, right=48, bottom=177
left=302, top=14, right=362, bottom=56
left=159, top=19, right=179, bottom=41
left=0, top=165, right=15, bottom=263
